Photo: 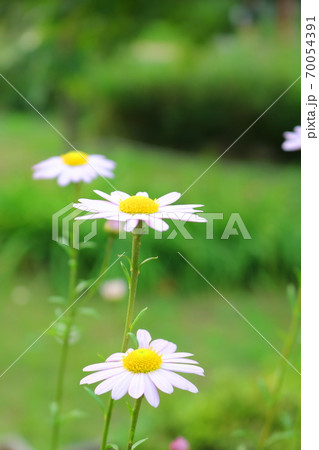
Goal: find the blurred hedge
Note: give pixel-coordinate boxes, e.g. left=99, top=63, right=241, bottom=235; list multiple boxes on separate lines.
left=0, top=6, right=300, bottom=157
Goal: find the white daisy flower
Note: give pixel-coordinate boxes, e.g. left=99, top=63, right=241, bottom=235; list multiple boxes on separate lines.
left=32, top=151, right=116, bottom=186
left=282, top=126, right=301, bottom=151
left=80, top=329, right=204, bottom=408
left=73, top=190, right=207, bottom=232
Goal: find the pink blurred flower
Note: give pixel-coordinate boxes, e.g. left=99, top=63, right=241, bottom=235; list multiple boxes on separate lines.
left=170, top=437, right=190, bottom=450
left=282, top=126, right=301, bottom=151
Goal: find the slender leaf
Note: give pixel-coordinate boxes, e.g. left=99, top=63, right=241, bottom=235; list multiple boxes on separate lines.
left=76, top=279, right=94, bottom=294
left=61, top=409, right=86, bottom=422
left=78, top=306, right=100, bottom=319
left=126, top=401, right=134, bottom=417
left=80, top=241, right=97, bottom=249
left=97, top=353, right=106, bottom=361
left=83, top=386, right=106, bottom=414
left=128, top=332, right=138, bottom=348
left=48, top=296, right=66, bottom=304
left=130, top=307, right=148, bottom=332
left=132, top=438, right=148, bottom=449
left=120, top=261, right=131, bottom=284
left=139, top=256, right=158, bottom=267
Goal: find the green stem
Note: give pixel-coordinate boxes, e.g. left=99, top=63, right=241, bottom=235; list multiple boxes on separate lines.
left=121, top=230, right=142, bottom=352
left=257, top=292, right=301, bottom=449
left=100, top=226, right=142, bottom=450
left=100, top=395, right=115, bottom=450
left=127, top=397, right=143, bottom=450
left=51, top=246, right=78, bottom=450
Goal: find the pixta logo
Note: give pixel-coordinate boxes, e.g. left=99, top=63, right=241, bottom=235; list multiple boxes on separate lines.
left=52, top=203, right=97, bottom=249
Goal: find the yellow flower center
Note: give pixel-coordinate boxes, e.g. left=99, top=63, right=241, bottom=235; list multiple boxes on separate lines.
left=123, top=348, right=162, bottom=373
left=61, top=151, right=88, bottom=166
left=119, top=196, right=159, bottom=215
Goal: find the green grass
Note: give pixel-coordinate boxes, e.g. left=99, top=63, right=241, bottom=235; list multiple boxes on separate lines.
left=1, top=272, right=300, bottom=449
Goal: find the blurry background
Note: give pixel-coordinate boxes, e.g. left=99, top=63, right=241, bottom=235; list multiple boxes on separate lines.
left=0, top=1, right=300, bottom=449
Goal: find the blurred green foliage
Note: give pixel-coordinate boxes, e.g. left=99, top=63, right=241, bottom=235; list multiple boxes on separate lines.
left=0, top=114, right=300, bottom=294
left=0, top=279, right=300, bottom=449
left=0, top=1, right=300, bottom=156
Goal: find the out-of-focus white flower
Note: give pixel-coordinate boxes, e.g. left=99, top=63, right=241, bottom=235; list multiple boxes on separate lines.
left=80, top=329, right=204, bottom=408
left=282, top=126, right=301, bottom=151
left=100, top=278, right=127, bottom=301
left=74, top=190, right=207, bottom=233
left=32, top=151, right=116, bottom=186
left=170, top=437, right=190, bottom=450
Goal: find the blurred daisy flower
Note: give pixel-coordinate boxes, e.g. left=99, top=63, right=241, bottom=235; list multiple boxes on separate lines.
left=170, top=437, right=190, bottom=450
left=282, top=126, right=301, bottom=151
left=32, top=151, right=116, bottom=186
left=74, top=190, right=207, bottom=232
left=80, top=329, right=204, bottom=408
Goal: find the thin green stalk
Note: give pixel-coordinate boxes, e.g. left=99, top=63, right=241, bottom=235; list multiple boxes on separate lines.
left=100, top=226, right=142, bottom=450
left=51, top=182, right=82, bottom=450
left=121, top=229, right=142, bottom=351
left=257, top=292, right=301, bottom=449
left=51, top=246, right=78, bottom=450
left=127, top=397, right=143, bottom=450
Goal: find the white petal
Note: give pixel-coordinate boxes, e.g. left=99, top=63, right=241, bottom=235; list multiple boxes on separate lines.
left=32, top=156, right=63, bottom=170
left=124, top=219, right=139, bottom=232
left=80, top=368, right=122, bottom=385
left=156, top=192, right=181, bottom=206
left=145, top=217, right=169, bottom=232
left=75, top=212, right=112, bottom=220
left=162, top=352, right=193, bottom=359
left=128, top=373, right=145, bottom=399
left=159, top=204, right=204, bottom=212
left=111, top=372, right=134, bottom=400
left=111, top=191, right=130, bottom=203
left=158, top=212, right=207, bottom=222
left=148, top=371, right=173, bottom=394
left=160, top=363, right=204, bottom=376
left=144, top=374, right=160, bottom=407
left=95, top=167, right=115, bottom=179
left=83, top=362, right=109, bottom=372
left=95, top=372, right=125, bottom=395
left=137, top=329, right=152, bottom=348
left=282, top=140, right=301, bottom=151
left=94, top=190, right=117, bottom=203
left=151, top=339, right=177, bottom=354
left=89, top=155, right=116, bottom=170
left=136, top=192, right=149, bottom=197
left=57, top=169, right=73, bottom=186
left=158, top=369, right=198, bottom=393
left=106, top=352, right=125, bottom=362
left=68, top=166, right=87, bottom=183
left=75, top=199, right=119, bottom=213
left=33, top=165, right=64, bottom=179
left=161, top=358, right=199, bottom=364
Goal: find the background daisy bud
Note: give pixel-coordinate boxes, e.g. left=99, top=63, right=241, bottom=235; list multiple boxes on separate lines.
left=170, top=436, right=190, bottom=450
left=100, top=278, right=127, bottom=301
left=103, top=220, right=122, bottom=235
